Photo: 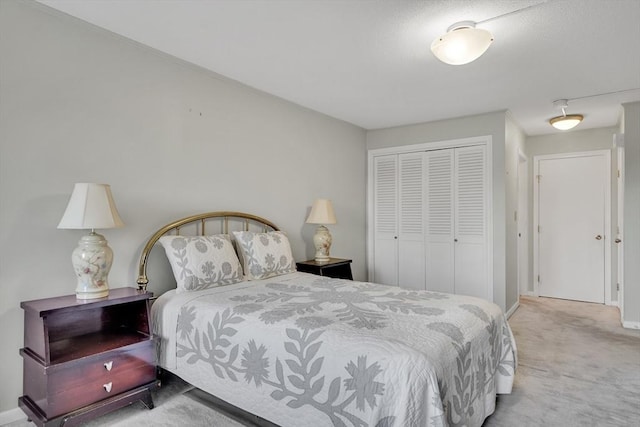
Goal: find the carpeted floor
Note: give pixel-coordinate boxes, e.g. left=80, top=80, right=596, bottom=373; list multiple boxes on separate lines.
left=5, top=296, right=639, bottom=427
left=484, top=296, right=640, bottom=426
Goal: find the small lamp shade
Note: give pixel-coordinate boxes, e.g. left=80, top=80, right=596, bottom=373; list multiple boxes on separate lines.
left=58, top=183, right=124, bottom=230
left=306, top=199, right=337, bottom=262
left=306, top=199, right=337, bottom=225
left=58, top=183, right=124, bottom=300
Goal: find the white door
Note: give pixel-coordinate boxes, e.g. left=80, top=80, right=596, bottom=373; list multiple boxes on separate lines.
left=398, top=152, right=425, bottom=289
left=368, top=137, right=493, bottom=299
left=425, top=146, right=488, bottom=299
left=373, top=155, right=398, bottom=286
left=537, top=153, right=608, bottom=303
left=454, top=146, right=487, bottom=299
left=425, top=149, right=455, bottom=293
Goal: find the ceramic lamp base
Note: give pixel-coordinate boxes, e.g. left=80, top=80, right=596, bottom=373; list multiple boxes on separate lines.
left=313, top=225, right=332, bottom=262
left=72, top=232, right=112, bottom=299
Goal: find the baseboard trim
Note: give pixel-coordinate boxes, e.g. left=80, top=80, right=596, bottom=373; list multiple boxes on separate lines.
left=0, top=407, right=26, bottom=425
left=610, top=300, right=619, bottom=307
left=520, top=291, right=536, bottom=297
left=622, top=320, right=640, bottom=330
left=506, top=301, right=520, bottom=319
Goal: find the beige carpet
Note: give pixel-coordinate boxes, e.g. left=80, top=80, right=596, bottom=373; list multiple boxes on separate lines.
left=484, top=296, right=640, bottom=426
left=6, top=296, right=639, bottom=427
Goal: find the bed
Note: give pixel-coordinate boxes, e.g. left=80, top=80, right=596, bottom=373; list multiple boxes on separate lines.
left=138, top=212, right=516, bottom=427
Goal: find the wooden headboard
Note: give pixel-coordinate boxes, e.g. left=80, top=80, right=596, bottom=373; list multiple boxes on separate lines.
left=136, top=211, right=280, bottom=292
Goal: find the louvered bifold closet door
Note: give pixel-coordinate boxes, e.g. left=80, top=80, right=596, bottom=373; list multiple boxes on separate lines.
left=398, top=152, right=426, bottom=289
left=425, top=149, right=455, bottom=293
left=373, top=155, right=398, bottom=286
left=454, top=145, right=487, bottom=298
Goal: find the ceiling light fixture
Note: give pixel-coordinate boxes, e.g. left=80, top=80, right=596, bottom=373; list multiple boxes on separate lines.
left=430, top=21, right=494, bottom=65
left=429, top=2, right=553, bottom=66
left=549, top=99, right=584, bottom=130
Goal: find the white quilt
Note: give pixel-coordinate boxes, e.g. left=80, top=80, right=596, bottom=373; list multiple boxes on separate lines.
left=152, top=272, right=516, bottom=427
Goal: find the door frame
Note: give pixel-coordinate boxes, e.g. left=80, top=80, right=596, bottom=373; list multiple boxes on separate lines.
left=616, top=144, right=625, bottom=318
left=367, top=135, right=493, bottom=302
left=533, top=150, right=612, bottom=305
left=517, top=149, right=531, bottom=297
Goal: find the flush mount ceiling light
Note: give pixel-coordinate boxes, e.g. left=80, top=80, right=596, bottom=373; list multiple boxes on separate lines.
left=549, top=99, right=584, bottom=130
left=429, top=2, right=554, bottom=66
left=430, top=21, right=494, bottom=65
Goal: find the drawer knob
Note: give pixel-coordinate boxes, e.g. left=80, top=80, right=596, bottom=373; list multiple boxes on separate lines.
left=104, top=361, right=113, bottom=371
left=103, top=382, right=113, bottom=393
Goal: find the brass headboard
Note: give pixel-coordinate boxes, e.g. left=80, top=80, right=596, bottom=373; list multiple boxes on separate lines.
left=136, top=211, right=280, bottom=292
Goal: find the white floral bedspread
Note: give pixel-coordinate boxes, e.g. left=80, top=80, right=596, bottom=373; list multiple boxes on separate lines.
left=152, top=272, right=516, bottom=427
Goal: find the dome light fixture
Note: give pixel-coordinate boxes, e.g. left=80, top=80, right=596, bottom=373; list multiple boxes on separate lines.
left=431, top=21, right=494, bottom=65
left=549, top=99, right=584, bottom=130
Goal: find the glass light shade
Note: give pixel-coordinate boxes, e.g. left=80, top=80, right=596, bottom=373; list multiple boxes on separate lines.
left=306, top=199, right=337, bottom=225
left=549, top=114, right=583, bottom=130
left=431, top=26, right=494, bottom=65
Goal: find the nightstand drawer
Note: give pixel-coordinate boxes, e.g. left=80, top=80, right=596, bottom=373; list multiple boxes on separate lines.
left=48, top=362, right=156, bottom=417
left=22, top=341, right=155, bottom=417
left=49, top=341, right=154, bottom=389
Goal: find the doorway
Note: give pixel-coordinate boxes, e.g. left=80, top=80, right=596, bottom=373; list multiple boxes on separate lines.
left=533, top=150, right=611, bottom=304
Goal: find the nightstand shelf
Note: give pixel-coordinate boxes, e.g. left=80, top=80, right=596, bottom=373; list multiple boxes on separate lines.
left=19, top=288, right=159, bottom=427
left=45, top=331, right=150, bottom=365
left=296, top=258, right=353, bottom=280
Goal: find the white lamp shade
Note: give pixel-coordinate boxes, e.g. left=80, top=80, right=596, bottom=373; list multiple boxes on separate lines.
left=306, top=199, right=337, bottom=225
left=431, top=25, right=493, bottom=65
left=58, top=183, right=124, bottom=229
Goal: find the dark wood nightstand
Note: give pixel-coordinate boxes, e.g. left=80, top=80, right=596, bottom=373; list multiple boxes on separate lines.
left=296, top=258, right=353, bottom=280
left=19, top=288, right=159, bottom=427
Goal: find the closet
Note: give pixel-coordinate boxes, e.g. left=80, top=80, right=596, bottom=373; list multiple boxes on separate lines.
left=369, top=140, right=490, bottom=300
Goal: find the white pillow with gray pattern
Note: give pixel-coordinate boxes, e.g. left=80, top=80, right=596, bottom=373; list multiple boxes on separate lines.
left=232, top=231, right=296, bottom=280
left=159, top=234, right=244, bottom=292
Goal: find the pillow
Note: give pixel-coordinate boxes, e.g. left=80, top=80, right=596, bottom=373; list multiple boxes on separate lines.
left=159, top=234, right=243, bottom=292
left=232, top=231, right=296, bottom=280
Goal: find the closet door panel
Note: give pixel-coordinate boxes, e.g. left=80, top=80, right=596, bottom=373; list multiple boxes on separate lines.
left=373, top=155, right=398, bottom=286
left=398, top=153, right=425, bottom=290
left=454, top=146, right=487, bottom=298
left=425, top=150, right=455, bottom=293
left=370, top=142, right=489, bottom=299
left=454, top=244, right=486, bottom=298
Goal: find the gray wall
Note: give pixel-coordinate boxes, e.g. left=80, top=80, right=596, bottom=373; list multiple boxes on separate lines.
left=0, top=1, right=366, bottom=411
left=525, top=127, right=618, bottom=302
left=366, top=111, right=508, bottom=312
left=622, top=102, right=640, bottom=326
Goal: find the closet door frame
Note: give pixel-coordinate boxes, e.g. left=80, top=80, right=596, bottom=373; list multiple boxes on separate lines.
left=367, top=135, right=493, bottom=301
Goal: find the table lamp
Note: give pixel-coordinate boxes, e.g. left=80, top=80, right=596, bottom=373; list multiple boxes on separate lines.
left=58, top=183, right=124, bottom=299
left=306, top=199, right=337, bottom=262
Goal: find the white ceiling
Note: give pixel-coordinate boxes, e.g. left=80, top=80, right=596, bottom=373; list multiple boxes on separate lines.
left=37, top=0, right=640, bottom=135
